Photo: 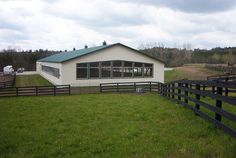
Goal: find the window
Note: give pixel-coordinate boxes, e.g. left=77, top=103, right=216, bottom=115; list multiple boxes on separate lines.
left=134, top=62, right=143, bottom=77
left=90, top=62, right=100, bottom=78
left=123, top=61, right=133, bottom=77
left=76, top=60, right=153, bottom=80
left=76, top=63, right=88, bottom=78
left=144, top=63, right=153, bottom=77
left=101, top=61, right=111, bottom=78
left=113, top=61, right=122, bottom=77
left=42, top=65, right=60, bottom=78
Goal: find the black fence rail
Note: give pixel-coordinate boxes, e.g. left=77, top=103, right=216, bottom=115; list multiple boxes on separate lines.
left=100, top=81, right=162, bottom=93
left=162, top=79, right=236, bottom=138
left=0, top=85, right=71, bottom=97
left=205, top=64, right=236, bottom=74
left=0, top=74, right=16, bottom=88
left=207, top=74, right=236, bottom=82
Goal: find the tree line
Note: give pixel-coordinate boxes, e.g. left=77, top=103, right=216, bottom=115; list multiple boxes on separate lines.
left=0, top=45, right=236, bottom=71
left=0, top=49, right=58, bottom=71
left=140, top=45, right=236, bottom=67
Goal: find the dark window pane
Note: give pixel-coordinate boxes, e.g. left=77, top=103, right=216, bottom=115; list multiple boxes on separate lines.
left=135, top=62, right=142, bottom=67
left=134, top=67, right=142, bottom=77
left=144, top=67, right=153, bottom=77
left=101, top=67, right=111, bottom=78
left=90, top=68, right=99, bottom=78
left=77, top=68, right=87, bottom=78
left=113, top=67, right=122, bottom=77
left=123, top=67, right=133, bottom=77
left=77, top=63, right=87, bottom=67
left=90, top=62, right=99, bottom=67
left=124, top=61, right=132, bottom=67
left=102, top=61, right=111, bottom=67
left=145, top=63, right=152, bottom=67
left=101, top=61, right=111, bottom=78
left=113, top=61, right=122, bottom=67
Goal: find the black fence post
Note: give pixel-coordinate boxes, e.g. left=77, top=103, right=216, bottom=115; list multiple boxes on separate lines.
left=68, top=85, right=71, bottom=95
left=212, top=86, right=215, bottom=94
left=160, top=84, right=162, bottom=95
left=117, top=83, right=119, bottom=92
left=54, top=86, right=56, bottom=96
left=190, top=84, right=192, bottom=94
left=161, top=84, right=163, bottom=96
left=159, top=84, right=162, bottom=95
left=162, top=84, right=165, bottom=96
left=36, top=86, right=38, bottom=96
left=184, top=83, right=188, bottom=104
left=16, top=87, right=18, bottom=97
left=134, top=82, right=136, bottom=92
left=150, top=82, right=152, bottom=92
left=167, top=83, right=170, bottom=97
left=202, top=84, right=206, bottom=98
left=195, top=84, right=200, bottom=112
left=178, top=83, right=181, bottom=101
left=171, top=83, right=175, bottom=99
left=164, top=84, right=167, bottom=97
left=100, top=84, right=102, bottom=93
left=215, top=86, right=223, bottom=122
left=225, top=77, right=228, bottom=96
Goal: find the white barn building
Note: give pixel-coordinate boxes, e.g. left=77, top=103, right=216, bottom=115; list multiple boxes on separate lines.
left=36, top=43, right=164, bottom=87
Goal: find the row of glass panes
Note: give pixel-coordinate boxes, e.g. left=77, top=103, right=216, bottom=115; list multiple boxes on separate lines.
left=76, top=60, right=153, bottom=79
left=41, top=65, right=60, bottom=78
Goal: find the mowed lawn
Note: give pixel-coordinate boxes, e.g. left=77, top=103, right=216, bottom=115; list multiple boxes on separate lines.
left=0, top=93, right=236, bottom=158
left=15, top=75, right=52, bottom=87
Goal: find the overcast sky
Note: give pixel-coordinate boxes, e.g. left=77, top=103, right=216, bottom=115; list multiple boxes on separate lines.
left=1, top=0, right=236, bottom=50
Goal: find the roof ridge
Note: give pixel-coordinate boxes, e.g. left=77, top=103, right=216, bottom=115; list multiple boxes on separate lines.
left=66, top=43, right=116, bottom=53
left=37, top=43, right=118, bottom=63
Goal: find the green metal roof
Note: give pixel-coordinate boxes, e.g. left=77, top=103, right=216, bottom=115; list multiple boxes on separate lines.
left=38, top=43, right=115, bottom=63
left=37, top=43, right=164, bottom=63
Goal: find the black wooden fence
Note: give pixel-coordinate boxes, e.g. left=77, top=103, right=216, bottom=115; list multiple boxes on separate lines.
left=207, top=74, right=236, bottom=82
left=100, top=81, right=162, bottom=93
left=0, top=74, right=16, bottom=88
left=161, top=79, right=236, bottom=138
left=205, top=64, right=236, bottom=74
left=0, top=85, right=71, bottom=97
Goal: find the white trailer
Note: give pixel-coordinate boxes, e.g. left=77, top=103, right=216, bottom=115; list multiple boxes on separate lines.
left=3, top=65, right=14, bottom=74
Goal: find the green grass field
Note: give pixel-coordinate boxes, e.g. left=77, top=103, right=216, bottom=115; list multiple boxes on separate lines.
left=165, top=69, right=188, bottom=82
left=0, top=93, right=235, bottom=158
left=15, top=75, right=52, bottom=87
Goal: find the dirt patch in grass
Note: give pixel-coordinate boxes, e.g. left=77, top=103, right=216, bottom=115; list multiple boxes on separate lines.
left=165, top=64, right=223, bottom=82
